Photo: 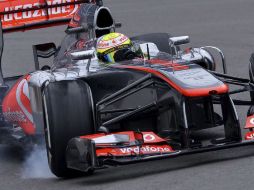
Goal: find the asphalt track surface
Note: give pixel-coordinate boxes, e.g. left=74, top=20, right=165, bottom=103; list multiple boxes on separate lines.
left=1, top=0, right=254, bottom=189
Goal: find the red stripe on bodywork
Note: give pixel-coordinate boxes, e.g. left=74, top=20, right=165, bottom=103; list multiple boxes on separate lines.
left=116, top=65, right=228, bottom=97
left=147, top=59, right=189, bottom=70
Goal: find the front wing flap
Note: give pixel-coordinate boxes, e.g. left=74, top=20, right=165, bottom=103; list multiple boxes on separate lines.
left=66, top=131, right=254, bottom=172
left=66, top=131, right=175, bottom=171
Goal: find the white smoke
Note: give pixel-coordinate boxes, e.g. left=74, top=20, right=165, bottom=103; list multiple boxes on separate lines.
left=21, top=145, right=55, bottom=179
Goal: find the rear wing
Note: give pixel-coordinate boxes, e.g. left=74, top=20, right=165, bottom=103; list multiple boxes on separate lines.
left=0, top=0, right=102, bottom=33
left=0, top=0, right=103, bottom=85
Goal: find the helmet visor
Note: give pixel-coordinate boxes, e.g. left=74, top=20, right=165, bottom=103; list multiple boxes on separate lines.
left=102, top=44, right=132, bottom=63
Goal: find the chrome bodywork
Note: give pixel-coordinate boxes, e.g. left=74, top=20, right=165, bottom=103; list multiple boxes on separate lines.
left=27, top=42, right=223, bottom=135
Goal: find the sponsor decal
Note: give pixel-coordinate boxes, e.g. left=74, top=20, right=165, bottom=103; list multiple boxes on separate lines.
left=147, top=59, right=189, bottom=70
left=3, top=108, right=27, bottom=122
left=97, top=33, right=129, bottom=50
left=96, top=145, right=174, bottom=157
left=142, top=132, right=166, bottom=143
left=143, top=134, right=155, bottom=142
left=75, top=39, right=86, bottom=49
left=245, top=131, right=254, bottom=140
left=82, top=131, right=173, bottom=156
left=1, top=0, right=79, bottom=22
left=68, top=9, right=81, bottom=27
left=250, top=118, right=254, bottom=125
left=119, top=145, right=172, bottom=154
left=244, top=116, right=254, bottom=129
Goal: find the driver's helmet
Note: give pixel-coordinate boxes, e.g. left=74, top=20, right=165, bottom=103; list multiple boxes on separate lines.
left=97, top=32, right=138, bottom=63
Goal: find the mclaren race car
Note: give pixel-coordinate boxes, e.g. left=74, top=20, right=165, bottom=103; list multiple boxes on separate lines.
left=1, top=0, right=254, bottom=178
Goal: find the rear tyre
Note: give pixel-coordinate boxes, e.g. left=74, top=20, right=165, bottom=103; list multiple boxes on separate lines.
left=43, top=80, right=94, bottom=178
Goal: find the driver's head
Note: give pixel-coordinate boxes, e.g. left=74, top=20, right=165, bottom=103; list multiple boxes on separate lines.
left=97, top=32, right=138, bottom=63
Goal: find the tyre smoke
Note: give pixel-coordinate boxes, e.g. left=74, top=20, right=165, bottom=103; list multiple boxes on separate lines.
left=21, top=145, right=54, bottom=179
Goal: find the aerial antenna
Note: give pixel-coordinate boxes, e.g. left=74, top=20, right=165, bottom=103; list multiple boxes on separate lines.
left=168, top=38, right=175, bottom=74
left=146, top=44, right=150, bottom=60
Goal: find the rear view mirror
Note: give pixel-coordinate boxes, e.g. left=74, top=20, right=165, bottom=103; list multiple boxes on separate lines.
left=169, top=36, right=190, bottom=46
left=115, top=22, right=122, bottom=28
left=70, top=49, right=95, bottom=60
left=65, top=25, right=88, bottom=34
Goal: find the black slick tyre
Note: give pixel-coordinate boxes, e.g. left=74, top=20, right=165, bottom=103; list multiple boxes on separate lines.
left=43, top=80, right=94, bottom=178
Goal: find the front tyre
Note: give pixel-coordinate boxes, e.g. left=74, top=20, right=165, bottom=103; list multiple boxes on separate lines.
left=43, top=80, right=94, bottom=178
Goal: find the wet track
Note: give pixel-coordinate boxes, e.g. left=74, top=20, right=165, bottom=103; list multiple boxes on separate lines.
left=1, top=0, right=254, bottom=189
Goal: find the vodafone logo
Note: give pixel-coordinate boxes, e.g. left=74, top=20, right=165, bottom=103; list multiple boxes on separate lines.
left=143, top=134, right=155, bottom=142
left=120, top=145, right=172, bottom=154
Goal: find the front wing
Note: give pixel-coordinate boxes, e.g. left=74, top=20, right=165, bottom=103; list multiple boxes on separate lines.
left=65, top=131, right=254, bottom=172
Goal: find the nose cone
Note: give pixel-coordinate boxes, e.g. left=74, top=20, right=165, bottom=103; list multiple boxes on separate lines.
left=163, top=67, right=228, bottom=97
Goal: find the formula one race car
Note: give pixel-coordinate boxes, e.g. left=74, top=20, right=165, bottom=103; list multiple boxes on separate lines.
left=1, top=0, right=254, bottom=178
